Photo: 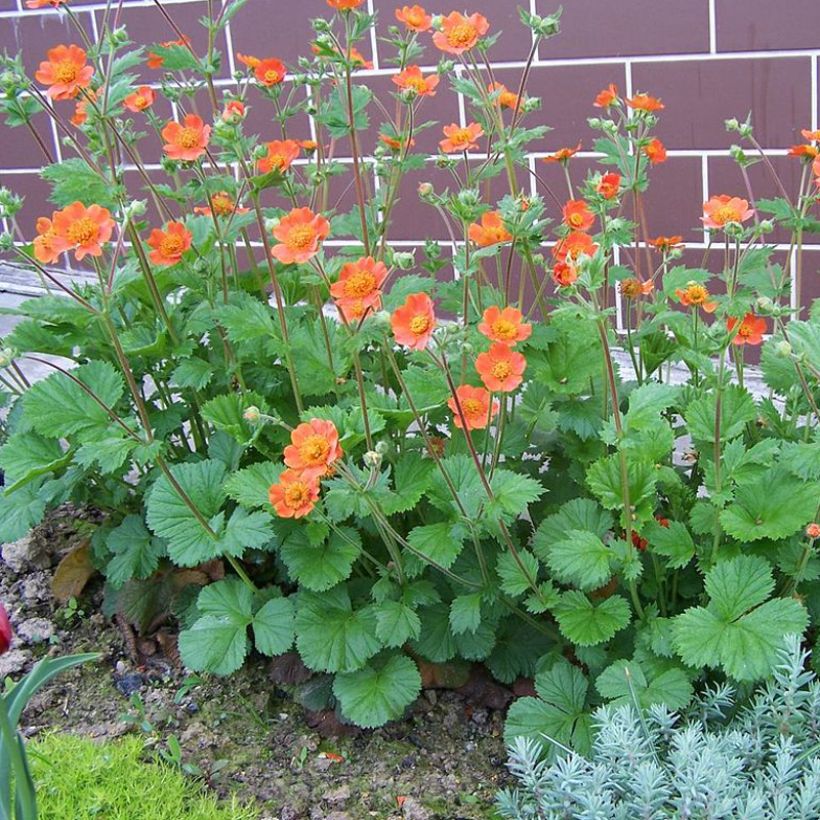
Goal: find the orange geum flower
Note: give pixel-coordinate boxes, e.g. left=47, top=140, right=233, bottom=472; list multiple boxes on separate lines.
left=701, top=195, right=754, bottom=229
left=327, top=0, right=365, bottom=8
left=254, top=58, right=286, bottom=86
left=468, top=211, right=512, bottom=247
left=553, top=230, right=597, bottom=262
left=806, top=523, right=820, bottom=539
left=551, top=261, right=578, bottom=288
left=594, top=83, right=619, bottom=107
left=221, top=100, right=246, bottom=122
left=562, top=199, right=595, bottom=232
left=475, top=343, right=526, bottom=392
left=392, top=65, right=440, bottom=97
left=35, top=44, right=93, bottom=101
left=478, top=305, right=532, bottom=347
left=70, top=89, right=96, bottom=126
left=597, top=172, right=621, bottom=199
left=788, top=144, right=819, bottom=159
left=123, top=85, right=156, bottom=113
left=675, top=281, right=717, bottom=313
left=439, top=122, right=484, bottom=153
left=649, top=234, right=683, bottom=253
left=268, top=470, right=321, bottom=519
left=727, top=313, right=766, bottom=346
left=26, top=0, right=67, bottom=7
left=32, top=216, right=69, bottom=264
left=52, top=202, right=115, bottom=261
left=236, top=52, right=261, bottom=69
left=542, top=142, right=581, bottom=164
left=193, top=192, right=248, bottom=219
left=488, top=82, right=521, bottom=111
left=258, top=139, right=301, bottom=174
left=330, top=256, right=388, bottom=314
left=146, top=221, right=192, bottom=266
left=147, top=38, right=191, bottom=70
left=395, top=4, right=432, bottom=31
left=448, top=384, right=499, bottom=431
left=271, top=207, right=331, bottom=265
left=620, top=278, right=654, bottom=299
left=626, top=93, right=664, bottom=112
left=642, top=137, right=667, bottom=164
left=433, top=11, right=489, bottom=55
left=391, top=292, right=436, bottom=351
left=283, top=418, right=343, bottom=481
left=801, top=129, right=820, bottom=141
left=379, top=133, right=415, bottom=151
left=161, top=114, right=210, bottom=162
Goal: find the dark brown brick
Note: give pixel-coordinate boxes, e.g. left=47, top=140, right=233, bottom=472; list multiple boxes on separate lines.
left=798, top=248, right=820, bottom=309
left=0, top=113, right=57, bottom=169
left=632, top=57, right=813, bottom=150
left=640, top=156, right=705, bottom=244
left=716, top=0, right=820, bottom=52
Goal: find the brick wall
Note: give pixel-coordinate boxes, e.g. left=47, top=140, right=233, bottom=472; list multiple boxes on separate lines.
left=1, top=0, right=819, bottom=317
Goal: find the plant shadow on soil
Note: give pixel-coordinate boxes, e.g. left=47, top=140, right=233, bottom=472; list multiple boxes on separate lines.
left=1, top=508, right=511, bottom=820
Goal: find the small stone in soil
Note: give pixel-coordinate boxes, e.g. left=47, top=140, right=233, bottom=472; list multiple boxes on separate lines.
left=16, top=617, right=56, bottom=645
left=2, top=534, right=51, bottom=573
left=0, top=648, right=32, bottom=678
left=113, top=672, right=144, bottom=697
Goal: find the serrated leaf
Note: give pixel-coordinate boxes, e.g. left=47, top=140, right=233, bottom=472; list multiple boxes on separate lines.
left=201, top=391, right=268, bottom=444
left=533, top=498, right=613, bottom=561
left=279, top=525, right=360, bottom=591
left=75, top=435, right=136, bottom=474
left=449, top=592, right=483, bottom=635
left=427, top=455, right=484, bottom=518
left=587, top=455, right=657, bottom=522
left=487, top=470, right=544, bottom=520
left=171, top=358, right=214, bottom=390
left=685, top=385, right=756, bottom=443
left=375, top=600, right=422, bottom=647
left=253, top=596, right=295, bottom=656
left=106, top=515, right=166, bottom=587
left=224, top=462, right=280, bottom=509
left=333, top=654, right=421, bottom=728
left=496, top=549, right=540, bottom=597
left=381, top=453, right=434, bottom=515
left=0, top=432, right=68, bottom=491
left=642, top=519, right=694, bottom=569
left=545, top=529, right=612, bottom=591
left=596, top=660, right=692, bottom=710
left=406, top=521, right=466, bottom=570
left=553, top=591, right=631, bottom=646
left=42, top=158, right=119, bottom=209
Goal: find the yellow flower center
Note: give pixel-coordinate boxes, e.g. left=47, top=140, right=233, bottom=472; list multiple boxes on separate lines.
left=407, top=10, right=424, bottom=25
left=286, top=224, right=316, bottom=250
left=451, top=128, right=471, bottom=146
left=299, top=435, right=330, bottom=465
left=404, top=75, right=427, bottom=93
left=621, top=279, right=641, bottom=299
left=343, top=271, right=377, bottom=299
left=54, top=60, right=80, bottom=84
left=134, top=95, right=147, bottom=108
left=176, top=127, right=201, bottom=149
left=266, top=153, right=286, bottom=170
left=284, top=483, right=309, bottom=508
left=160, top=234, right=185, bottom=258
left=713, top=205, right=740, bottom=225
left=491, top=318, right=517, bottom=340
left=409, top=314, right=430, bottom=335
left=264, top=69, right=281, bottom=84
left=447, top=22, right=477, bottom=47
left=461, top=398, right=483, bottom=416
left=66, top=217, right=98, bottom=245
left=490, top=361, right=512, bottom=380
left=685, top=283, right=708, bottom=304
left=569, top=212, right=585, bottom=227
left=211, top=193, right=234, bottom=216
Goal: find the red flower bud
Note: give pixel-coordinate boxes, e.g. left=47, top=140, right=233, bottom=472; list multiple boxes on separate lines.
left=0, top=603, right=11, bottom=656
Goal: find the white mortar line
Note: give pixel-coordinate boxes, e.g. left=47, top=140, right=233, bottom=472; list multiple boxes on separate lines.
left=708, top=0, right=717, bottom=54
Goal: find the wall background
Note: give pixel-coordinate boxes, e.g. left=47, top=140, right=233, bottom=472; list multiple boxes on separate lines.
left=1, top=0, right=819, bottom=320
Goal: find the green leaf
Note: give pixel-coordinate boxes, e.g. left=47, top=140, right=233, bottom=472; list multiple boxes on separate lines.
left=279, top=526, right=360, bottom=591
left=587, top=455, right=657, bottom=522
left=218, top=508, right=273, bottom=557
left=171, top=358, right=214, bottom=390
left=553, top=591, right=631, bottom=646
left=224, top=462, right=279, bottom=509
left=672, top=555, right=808, bottom=680
left=685, top=385, right=756, bottom=443
left=75, top=435, right=136, bottom=475
left=595, top=660, right=692, bottom=710
left=381, top=454, right=434, bottom=515
left=487, top=470, right=544, bottom=520
left=533, top=498, right=613, bottom=561
left=253, top=596, right=295, bottom=656
left=201, top=392, right=267, bottom=445
left=642, top=519, right=694, bottom=569
left=496, top=549, right=540, bottom=597
left=406, top=521, right=466, bottom=570
left=375, top=600, right=422, bottom=648
left=504, top=660, right=592, bottom=757
left=333, top=654, right=421, bottom=728
left=427, top=455, right=484, bottom=518
left=545, top=529, right=612, bottom=591
left=295, top=587, right=381, bottom=673
left=42, top=158, right=119, bottom=209
left=449, top=592, right=483, bottom=635
left=0, top=482, right=47, bottom=542
left=105, top=515, right=166, bottom=587
left=178, top=579, right=253, bottom=676
left=0, top=432, right=67, bottom=491
left=22, top=361, right=124, bottom=440
left=409, top=603, right=456, bottom=663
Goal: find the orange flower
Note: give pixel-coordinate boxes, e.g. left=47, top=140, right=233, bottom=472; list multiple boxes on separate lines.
left=193, top=192, right=248, bottom=219
left=432, top=11, right=489, bottom=55
left=597, top=172, right=621, bottom=199
left=488, top=82, right=521, bottom=111
left=542, top=142, right=581, bottom=163
left=161, top=114, right=210, bottom=162
left=788, top=144, right=819, bottom=159
left=236, top=52, right=261, bottom=69
left=35, top=44, right=93, bottom=101
left=258, top=139, right=301, bottom=174
left=642, top=137, right=667, bottom=164
left=300, top=139, right=319, bottom=151
left=330, top=256, right=388, bottom=315
left=146, top=221, right=192, bottom=266
left=70, top=90, right=95, bottom=126
left=551, top=261, right=578, bottom=288
left=814, top=155, right=820, bottom=180
left=271, top=207, right=331, bottom=265
left=468, top=211, right=512, bottom=247
left=447, top=384, right=499, bottom=430
left=123, top=85, right=156, bottom=113
left=801, top=129, right=820, bottom=141
left=283, top=418, right=343, bottom=481
left=727, top=313, right=766, bottom=346
left=51, top=202, right=115, bottom=261
left=221, top=100, right=246, bottom=122
left=619, top=278, right=654, bottom=299
left=254, top=58, right=286, bottom=86
left=392, top=65, right=439, bottom=97
left=675, top=281, right=717, bottom=313
left=147, top=38, right=191, bottom=70
left=391, top=292, right=436, bottom=350
left=268, top=470, right=321, bottom=519
left=701, top=195, right=754, bottom=229
left=26, top=0, right=67, bottom=7
left=344, top=46, right=373, bottom=69
left=475, top=343, right=526, bottom=392
left=32, top=216, right=69, bottom=264
left=553, top=231, right=597, bottom=262
left=594, top=83, right=619, bottom=107
left=395, top=4, right=432, bottom=31
left=439, top=122, right=483, bottom=153
left=327, top=0, right=365, bottom=8
left=478, top=305, right=532, bottom=347
left=806, top=523, right=820, bottom=539
left=379, top=133, right=415, bottom=151
left=649, top=235, right=683, bottom=253
left=626, top=93, right=664, bottom=112
left=562, top=199, right=595, bottom=231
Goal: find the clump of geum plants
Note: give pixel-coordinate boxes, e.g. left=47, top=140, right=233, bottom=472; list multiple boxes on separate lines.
left=0, top=0, right=818, bottom=734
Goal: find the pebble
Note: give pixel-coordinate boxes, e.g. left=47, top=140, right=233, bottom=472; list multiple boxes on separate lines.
left=323, top=784, right=351, bottom=806
left=0, top=648, right=32, bottom=678
left=400, top=796, right=433, bottom=820
left=1, top=535, right=50, bottom=573
left=16, top=617, right=55, bottom=645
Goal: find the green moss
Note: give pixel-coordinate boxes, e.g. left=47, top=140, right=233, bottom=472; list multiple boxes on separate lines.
left=29, top=733, right=258, bottom=820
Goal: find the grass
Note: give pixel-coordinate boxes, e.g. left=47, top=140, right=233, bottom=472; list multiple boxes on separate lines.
left=28, top=733, right=258, bottom=820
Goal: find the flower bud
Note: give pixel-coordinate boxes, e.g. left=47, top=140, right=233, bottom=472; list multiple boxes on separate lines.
left=393, top=250, right=415, bottom=270
left=0, top=232, right=15, bottom=252
left=775, top=340, right=792, bottom=357
left=457, top=188, right=480, bottom=209
left=522, top=96, right=541, bottom=113
left=123, top=199, right=147, bottom=220
left=265, top=217, right=281, bottom=232
left=243, top=405, right=261, bottom=423
left=431, top=14, right=444, bottom=29
left=399, top=87, right=418, bottom=103
left=363, top=450, right=382, bottom=469
left=417, top=182, right=434, bottom=199
left=437, top=60, right=455, bottom=74
left=725, top=117, right=740, bottom=132
left=372, top=309, right=391, bottom=329
left=0, top=603, right=10, bottom=656
left=756, top=296, right=774, bottom=313
left=758, top=219, right=774, bottom=233
left=375, top=440, right=390, bottom=455
left=807, top=523, right=820, bottom=539
left=729, top=144, right=748, bottom=164
left=0, top=347, right=15, bottom=368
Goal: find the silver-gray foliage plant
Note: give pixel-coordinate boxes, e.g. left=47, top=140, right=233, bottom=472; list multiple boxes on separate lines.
left=497, top=635, right=820, bottom=819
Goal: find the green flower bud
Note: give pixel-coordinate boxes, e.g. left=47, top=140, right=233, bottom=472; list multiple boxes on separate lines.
left=243, top=405, right=261, bottom=423
left=775, top=340, right=793, bottom=357
left=393, top=250, right=415, bottom=270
